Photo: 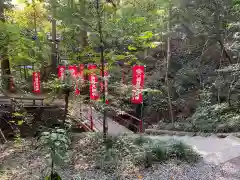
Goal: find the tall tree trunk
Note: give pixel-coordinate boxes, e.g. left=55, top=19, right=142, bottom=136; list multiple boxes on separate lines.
left=166, top=1, right=174, bottom=126
left=51, top=0, right=57, bottom=74
left=80, top=30, right=88, bottom=47
left=214, top=3, right=232, bottom=64
left=0, top=0, right=11, bottom=91
left=96, top=0, right=107, bottom=139
left=63, top=90, right=70, bottom=125
left=79, top=0, right=88, bottom=47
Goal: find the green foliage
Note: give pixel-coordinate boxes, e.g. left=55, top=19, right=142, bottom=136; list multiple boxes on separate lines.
left=189, top=103, right=240, bottom=133
left=80, top=133, right=200, bottom=172
left=39, top=128, right=71, bottom=178
left=198, top=89, right=212, bottom=107
left=2, top=2, right=50, bottom=67
left=150, top=144, right=166, bottom=161
left=104, top=135, right=118, bottom=150
left=43, top=77, right=65, bottom=93
left=4, top=0, right=240, bottom=138
left=43, top=72, right=77, bottom=101
left=45, top=172, right=62, bottom=180
left=159, top=103, right=240, bottom=133
left=96, top=148, right=119, bottom=173
left=133, top=135, right=151, bottom=146
left=167, top=142, right=200, bottom=163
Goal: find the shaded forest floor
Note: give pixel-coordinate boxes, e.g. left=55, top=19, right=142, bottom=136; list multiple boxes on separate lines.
left=155, top=103, right=240, bottom=133
left=0, top=133, right=240, bottom=180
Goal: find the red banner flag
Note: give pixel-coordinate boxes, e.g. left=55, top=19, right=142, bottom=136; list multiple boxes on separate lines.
left=100, top=64, right=109, bottom=104
left=33, top=71, right=41, bottom=93
left=68, top=65, right=78, bottom=79
left=131, top=65, right=144, bottom=104
left=75, top=86, right=80, bottom=95
left=88, top=64, right=99, bottom=100
left=58, top=65, right=66, bottom=80
left=9, top=76, right=15, bottom=92
left=79, top=64, right=84, bottom=82
left=75, top=64, right=85, bottom=95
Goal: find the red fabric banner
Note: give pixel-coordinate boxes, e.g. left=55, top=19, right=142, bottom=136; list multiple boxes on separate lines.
left=75, top=85, right=80, bottom=95
left=58, top=65, right=66, bottom=80
left=131, top=65, right=144, bottom=104
left=75, top=64, right=85, bottom=95
left=79, top=64, right=84, bottom=81
left=32, top=71, right=41, bottom=93
left=68, top=65, right=78, bottom=79
left=100, top=64, right=109, bottom=104
left=88, top=64, right=99, bottom=100
left=9, top=76, right=15, bottom=92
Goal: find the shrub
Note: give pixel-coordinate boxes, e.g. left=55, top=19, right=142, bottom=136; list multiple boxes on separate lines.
left=189, top=103, right=240, bottom=133
left=82, top=133, right=200, bottom=171
left=133, top=135, right=151, bottom=146
left=167, top=142, right=200, bottom=163
left=151, top=145, right=167, bottom=162
left=95, top=148, right=119, bottom=173
left=39, top=128, right=71, bottom=179
left=104, top=135, right=118, bottom=150
left=158, top=103, right=240, bottom=133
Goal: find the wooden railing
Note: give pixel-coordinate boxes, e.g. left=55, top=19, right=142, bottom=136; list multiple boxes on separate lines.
left=10, top=97, right=44, bottom=106
left=111, top=111, right=142, bottom=133
left=82, top=105, right=143, bottom=133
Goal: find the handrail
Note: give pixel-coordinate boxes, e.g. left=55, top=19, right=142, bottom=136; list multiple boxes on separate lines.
left=13, top=97, right=44, bottom=100
left=107, top=105, right=142, bottom=122
left=79, top=114, right=95, bottom=131
left=81, top=113, right=102, bottom=131
left=116, top=116, right=139, bottom=127
left=107, top=106, right=143, bottom=133
left=81, top=104, right=143, bottom=133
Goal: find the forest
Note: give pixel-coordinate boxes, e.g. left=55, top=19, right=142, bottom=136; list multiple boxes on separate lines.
left=1, top=0, right=240, bottom=179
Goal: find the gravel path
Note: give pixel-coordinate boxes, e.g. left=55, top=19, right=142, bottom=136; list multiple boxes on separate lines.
left=139, top=160, right=240, bottom=180
left=148, top=135, right=240, bottom=165
left=66, top=160, right=240, bottom=180
left=60, top=160, right=240, bottom=180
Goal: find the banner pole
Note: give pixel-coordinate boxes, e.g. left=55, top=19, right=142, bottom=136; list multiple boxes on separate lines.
left=122, top=68, right=124, bottom=84
left=79, top=96, right=82, bottom=120
left=140, top=102, right=144, bottom=133
left=90, top=103, right=93, bottom=130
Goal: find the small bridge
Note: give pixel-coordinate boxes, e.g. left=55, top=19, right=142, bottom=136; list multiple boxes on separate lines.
left=0, top=95, right=45, bottom=108
left=72, top=102, right=143, bottom=135
left=0, top=94, right=143, bottom=136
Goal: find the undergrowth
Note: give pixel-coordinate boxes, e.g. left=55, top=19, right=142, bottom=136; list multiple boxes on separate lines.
left=77, top=133, right=201, bottom=173
left=158, top=103, right=240, bottom=133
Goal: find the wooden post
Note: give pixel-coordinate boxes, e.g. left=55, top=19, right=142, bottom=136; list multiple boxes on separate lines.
left=89, top=104, right=93, bottom=130
left=20, top=68, right=22, bottom=80
left=79, top=96, right=82, bottom=120
left=139, top=103, right=144, bottom=133
left=122, top=68, right=124, bottom=84
left=0, top=128, right=7, bottom=143
left=24, top=65, right=27, bottom=80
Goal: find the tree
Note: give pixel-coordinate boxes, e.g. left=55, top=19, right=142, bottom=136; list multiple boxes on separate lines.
left=0, top=0, right=11, bottom=90
left=166, top=1, right=174, bottom=126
